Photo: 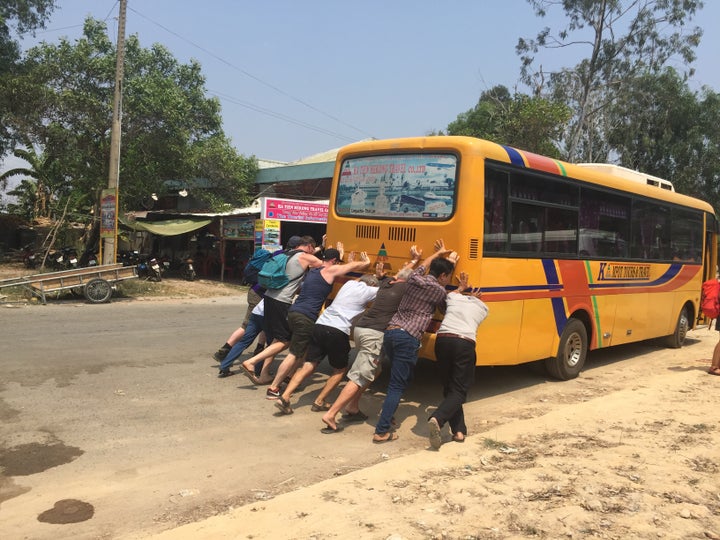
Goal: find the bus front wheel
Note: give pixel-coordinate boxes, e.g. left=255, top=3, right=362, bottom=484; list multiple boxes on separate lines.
left=662, top=306, right=690, bottom=349
left=546, top=318, right=587, bottom=380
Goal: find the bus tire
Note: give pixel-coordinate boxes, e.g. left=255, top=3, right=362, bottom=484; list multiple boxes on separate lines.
left=662, top=306, right=690, bottom=349
left=546, top=318, right=587, bottom=381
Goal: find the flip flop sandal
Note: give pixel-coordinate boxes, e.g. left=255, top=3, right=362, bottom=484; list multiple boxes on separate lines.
left=240, top=364, right=260, bottom=385
left=372, top=432, right=399, bottom=444
left=311, top=402, right=331, bottom=412
left=274, top=397, right=293, bottom=415
left=341, top=410, right=369, bottom=422
left=320, top=425, right=344, bottom=434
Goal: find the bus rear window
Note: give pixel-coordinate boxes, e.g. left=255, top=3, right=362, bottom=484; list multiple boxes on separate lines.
left=336, top=154, right=457, bottom=220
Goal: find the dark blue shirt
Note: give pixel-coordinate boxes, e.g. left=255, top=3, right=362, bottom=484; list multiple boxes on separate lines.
left=289, top=267, right=332, bottom=320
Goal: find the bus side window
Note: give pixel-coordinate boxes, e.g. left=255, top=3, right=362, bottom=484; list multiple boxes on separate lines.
left=483, top=168, right=508, bottom=253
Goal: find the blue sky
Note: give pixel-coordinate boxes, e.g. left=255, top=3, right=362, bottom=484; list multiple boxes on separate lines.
left=6, top=0, right=720, bottom=165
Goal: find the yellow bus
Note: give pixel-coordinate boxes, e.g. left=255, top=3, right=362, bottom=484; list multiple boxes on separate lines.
left=326, top=136, right=718, bottom=379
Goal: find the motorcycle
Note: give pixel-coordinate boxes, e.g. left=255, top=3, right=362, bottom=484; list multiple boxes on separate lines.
left=158, top=256, right=171, bottom=276
left=145, top=255, right=162, bottom=282
left=119, top=249, right=140, bottom=267
left=47, top=246, right=79, bottom=270
left=81, top=248, right=99, bottom=267
left=62, top=247, right=79, bottom=269
left=22, top=244, right=38, bottom=269
left=180, top=256, right=197, bottom=281
left=120, top=251, right=162, bottom=281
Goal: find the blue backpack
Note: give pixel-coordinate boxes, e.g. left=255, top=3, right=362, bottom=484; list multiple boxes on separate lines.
left=257, top=249, right=302, bottom=289
left=242, top=249, right=271, bottom=286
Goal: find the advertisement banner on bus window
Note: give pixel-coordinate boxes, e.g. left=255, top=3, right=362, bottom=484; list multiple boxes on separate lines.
left=336, top=154, right=457, bottom=219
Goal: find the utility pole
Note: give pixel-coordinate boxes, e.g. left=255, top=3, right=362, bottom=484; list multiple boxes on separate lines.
left=101, top=0, right=127, bottom=265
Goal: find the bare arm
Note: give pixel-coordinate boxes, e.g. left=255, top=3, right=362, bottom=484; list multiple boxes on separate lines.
left=418, top=238, right=452, bottom=270
left=299, top=252, right=323, bottom=269
left=328, top=251, right=371, bottom=278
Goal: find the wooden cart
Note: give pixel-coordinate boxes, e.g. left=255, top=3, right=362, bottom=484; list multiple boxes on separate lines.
left=0, top=263, right=138, bottom=304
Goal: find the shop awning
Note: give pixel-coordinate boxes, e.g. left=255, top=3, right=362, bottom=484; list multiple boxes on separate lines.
left=119, top=216, right=212, bottom=236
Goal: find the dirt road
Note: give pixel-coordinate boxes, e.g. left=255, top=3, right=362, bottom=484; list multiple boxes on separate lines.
left=1, top=290, right=719, bottom=539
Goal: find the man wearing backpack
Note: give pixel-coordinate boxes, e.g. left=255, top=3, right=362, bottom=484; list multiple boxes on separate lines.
left=242, top=245, right=372, bottom=398
left=212, top=236, right=306, bottom=370
left=265, top=249, right=373, bottom=407
left=237, top=236, right=325, bottom=386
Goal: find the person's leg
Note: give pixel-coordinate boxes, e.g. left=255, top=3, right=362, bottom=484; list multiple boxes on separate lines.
left=374, top=329, right=418, bottom=437
left=218, top=314, right=264, bottom=374
left=313, top=329, right=351, bottom=408
left=256, top=351, right=278, bottom=382
left=242, top=340, right=286, bottom=370
left=252, top=330, right=267, bottom=359
left=710, top=322, right=720, bottom=374
left=248, top=296, right=291, bottom=373
left=226, top=326, right=246, bottom=346
left=321, top=380, right=362, bottom=430
left=279, top=360, right=315, bottom=403
left=314, top=367, right=347, bottom=407
left=710, top=338, right=720, bottom=373
left=215, top=289, right=261, bottom=361
left=431, top=338, right=475, bottom=437
left=269, top=352, right=297, bottom=387
left=343, top=327, right=383, bottom=414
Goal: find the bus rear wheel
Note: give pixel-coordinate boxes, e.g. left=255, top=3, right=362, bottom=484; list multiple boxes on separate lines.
left=546, top=318, right=587, bottom=380
left=662, top=306, right=690, bottom=349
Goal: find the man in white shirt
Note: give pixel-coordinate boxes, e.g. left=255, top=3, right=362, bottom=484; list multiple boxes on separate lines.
left=274, top=273, right=380, bottom=419
left=427, top=271, right=489, bottom=449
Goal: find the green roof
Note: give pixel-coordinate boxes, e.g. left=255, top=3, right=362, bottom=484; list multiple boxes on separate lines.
left=255, top=162, right=334, bottom=184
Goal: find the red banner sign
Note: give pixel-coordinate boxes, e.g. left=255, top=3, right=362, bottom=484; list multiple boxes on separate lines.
left=261, top=197, right=328, bottom=224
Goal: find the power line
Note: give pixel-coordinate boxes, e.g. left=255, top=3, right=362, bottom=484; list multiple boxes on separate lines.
left=127, top=6, right=376, bottom=140
left=26, top=3, right=374, bottom=145
left=209, top=90, right=357, bottom=144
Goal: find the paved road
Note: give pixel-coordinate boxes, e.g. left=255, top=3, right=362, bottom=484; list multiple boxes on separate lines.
left=0, top=296, right=469, bottom=539
left=0, top=295, right=676, bottom=539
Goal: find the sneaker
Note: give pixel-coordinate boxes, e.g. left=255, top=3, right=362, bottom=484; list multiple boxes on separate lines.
left=213, top=346, right=231, bottom=362
left=428, top=417, right=442, bottom=450
left=218, top=369, right=232, bottom=378
left=265, top=387, right=281, bottom=400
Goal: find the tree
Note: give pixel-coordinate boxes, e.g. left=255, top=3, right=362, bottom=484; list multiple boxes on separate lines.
left=603, top=67, right=720, bottom=212
left=446, top=85, right=571, bottom=157
left=0, top=0, right=57, bottom=156
left=3, top=17, right=257, bottom=217
left=0, top=146, right=65, bottom=219
left=517, top=0, right=704, bottom=162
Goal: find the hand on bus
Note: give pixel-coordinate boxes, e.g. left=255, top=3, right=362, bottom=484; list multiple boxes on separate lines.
left=457, top=271, right=470, bottom=291
left=469, top=288, right=483, bottom=300
left=375, top=261, right=386, bottom=278
left=447, top=251, right=459, bottom=265
left=336, top=241, right=345, bottom=262
left=410, top=245, right=421, bottom=261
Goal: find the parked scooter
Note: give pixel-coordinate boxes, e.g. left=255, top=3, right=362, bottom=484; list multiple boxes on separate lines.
left=158, top=255, right=171, bottom=276
left=22, top=244, right=38, bottom=269
left=47, top=246, right=79, bottom=270
left=80, top=248, right=99, bottom=267
left=146, top=255, right=162, bottom=282
left=119, top=250, right=162, bottom=281
left=180, top=256, right=197, bottom=281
